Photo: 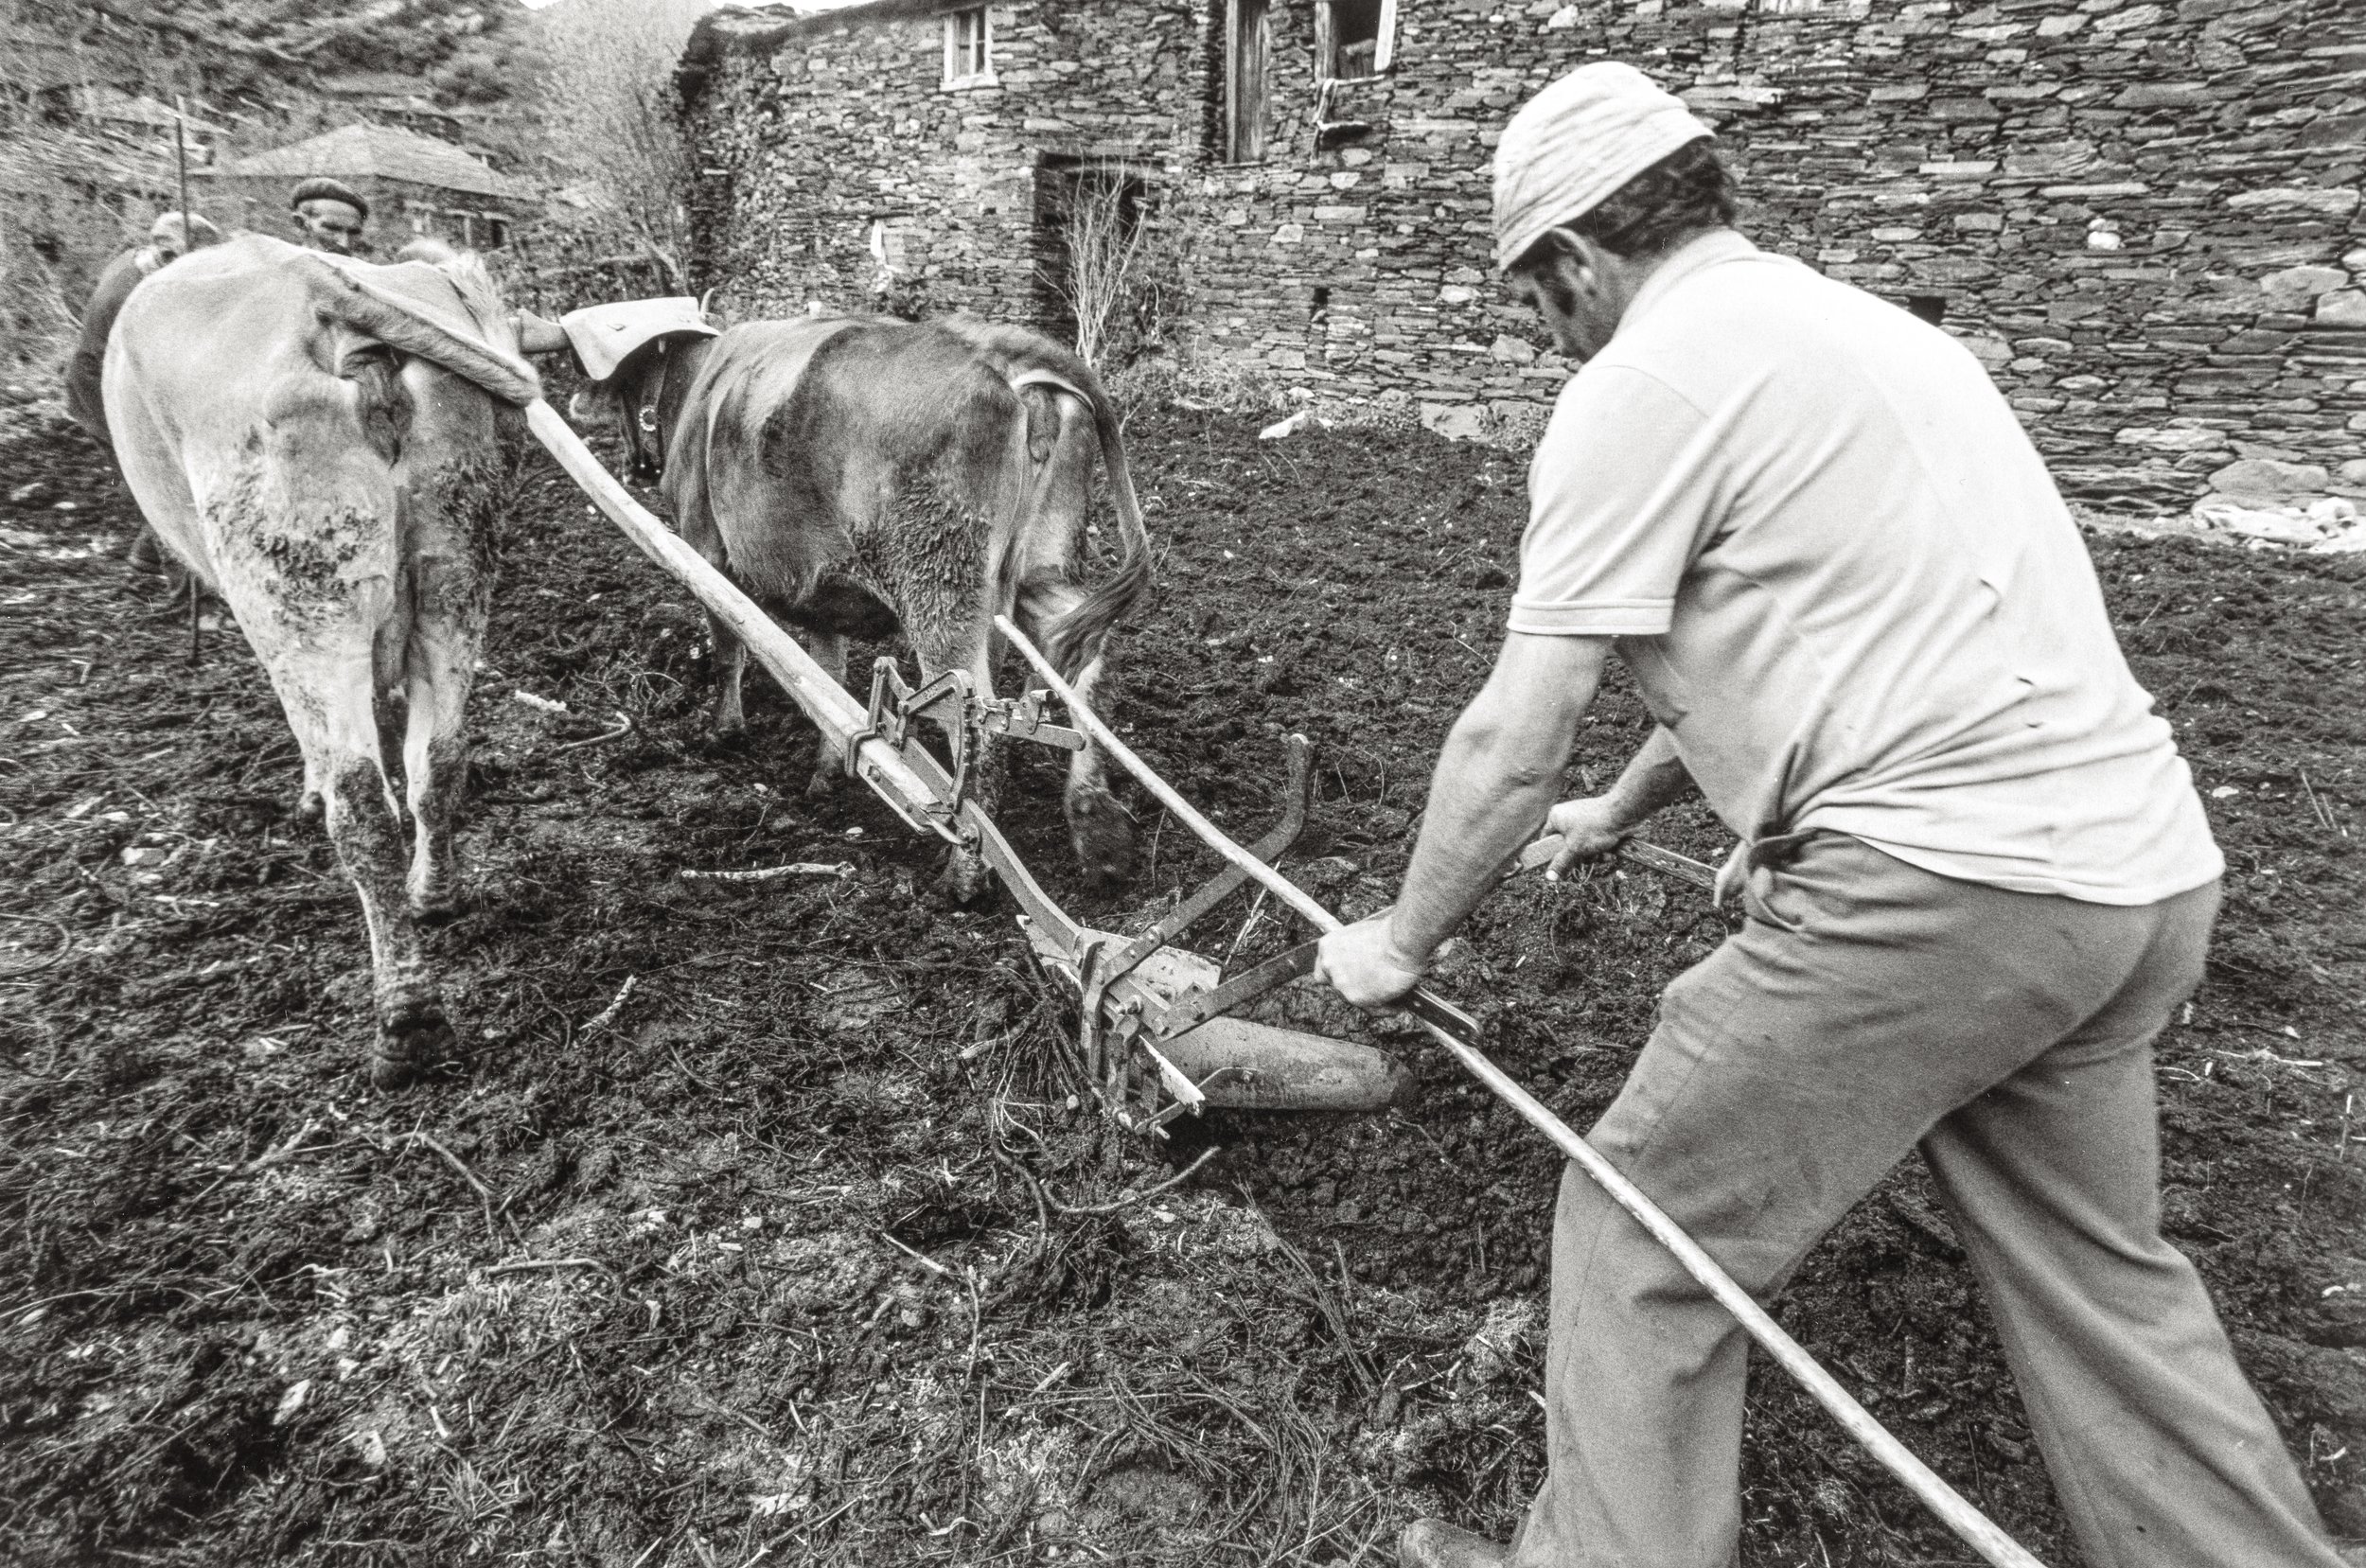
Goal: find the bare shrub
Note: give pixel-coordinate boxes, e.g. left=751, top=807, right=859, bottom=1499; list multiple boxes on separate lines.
left=521, top=0, right=704, bottom=296
left=1045, top=171, right=1189, bottom=368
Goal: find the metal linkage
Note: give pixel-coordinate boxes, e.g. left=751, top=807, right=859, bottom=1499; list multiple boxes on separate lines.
left=1075, top=732, right=1317, bottom=1129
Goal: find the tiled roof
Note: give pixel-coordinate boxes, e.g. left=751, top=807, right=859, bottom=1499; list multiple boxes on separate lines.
left=219, top=122, right=532, bottom=203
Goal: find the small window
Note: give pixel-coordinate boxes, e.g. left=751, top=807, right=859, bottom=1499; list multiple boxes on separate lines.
left=1224, top=0, right=1270, bottom=163
left=944, top=7, right=994, bottom=89
left=1316, top=0, right=1395, bottom=82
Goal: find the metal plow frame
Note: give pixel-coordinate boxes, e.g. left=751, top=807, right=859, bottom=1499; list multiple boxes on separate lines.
left=526, top=402, right=1405, bottom=1130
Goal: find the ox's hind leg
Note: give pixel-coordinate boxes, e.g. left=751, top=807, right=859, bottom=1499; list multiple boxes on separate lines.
left=706, top=608, right=750, bottom=739
left=908, top=623, right=1003, bottom=906
left=1014, top=581, right=1134, bottom=886
left=803, top=628, right=849, bottom=799
left=254, top=630, right=455, bottom=1086
left=400, top=559, right=490, bottom=922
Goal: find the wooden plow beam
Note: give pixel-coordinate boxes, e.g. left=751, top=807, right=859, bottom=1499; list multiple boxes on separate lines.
left=526, top=400, right=1407, bottom=1127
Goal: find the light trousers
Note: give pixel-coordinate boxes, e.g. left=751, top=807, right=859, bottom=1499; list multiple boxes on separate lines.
left=1513, top=833, right=2342, bottom=1568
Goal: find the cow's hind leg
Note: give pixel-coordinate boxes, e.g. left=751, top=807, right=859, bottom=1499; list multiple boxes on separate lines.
left=400, top=566, right=487, bottom=922
left=803, top=627, right=848, bottom=799
left=911, top=625, right=1002, bottom=906
left=706, top=608, right=750, bottom=740
left=1015, top=581, right=1134, bottom=886
left=260, top=642, right=455, bottom=1086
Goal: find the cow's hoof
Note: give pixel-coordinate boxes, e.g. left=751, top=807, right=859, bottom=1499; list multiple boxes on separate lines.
left=803, top=766, right=837, bottom=802
left=296, top=788, right=325, bottom=823
left=1067, top=794, right=1136, bottom=889
left=411, top=890, right=463, bottom=926
left=370, top=1001, right=460, bottom=1087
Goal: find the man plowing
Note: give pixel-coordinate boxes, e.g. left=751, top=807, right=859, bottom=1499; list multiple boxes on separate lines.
left=1315, top=62, right=2349, bottom=1568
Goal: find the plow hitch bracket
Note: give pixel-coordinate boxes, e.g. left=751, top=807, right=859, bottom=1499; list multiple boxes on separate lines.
left=857, top=660, right=1086, bottom=816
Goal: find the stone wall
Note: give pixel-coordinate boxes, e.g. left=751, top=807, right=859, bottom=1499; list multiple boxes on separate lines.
left=680, top=0, right=2365, bottom=504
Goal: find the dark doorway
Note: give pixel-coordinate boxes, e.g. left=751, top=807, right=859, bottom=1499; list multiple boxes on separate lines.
left=1318, top=0, right=1385, bottom=80
left=1033, top=157, right=1155, bottom=361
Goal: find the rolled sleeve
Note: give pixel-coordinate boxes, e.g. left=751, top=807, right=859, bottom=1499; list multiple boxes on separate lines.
left=1510, top=364, right=1721, bottom=639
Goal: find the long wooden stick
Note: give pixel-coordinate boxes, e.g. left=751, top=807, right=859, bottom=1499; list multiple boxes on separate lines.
left=173, top=96, right=194, bottom=250
left=994, top=612, right=2046, bottom=1568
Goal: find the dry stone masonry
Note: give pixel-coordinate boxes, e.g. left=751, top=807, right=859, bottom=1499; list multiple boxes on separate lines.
left=680, top=0, right=2364, bottom=505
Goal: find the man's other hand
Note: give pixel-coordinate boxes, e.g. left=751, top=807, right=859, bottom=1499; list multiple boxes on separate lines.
left=1314, top=915, right=1428, bottom=1010
left=1541, top=795, right=1633, bottom=880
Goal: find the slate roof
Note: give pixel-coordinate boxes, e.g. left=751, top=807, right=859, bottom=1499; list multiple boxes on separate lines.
left=218, top=122, right=532, bottom=203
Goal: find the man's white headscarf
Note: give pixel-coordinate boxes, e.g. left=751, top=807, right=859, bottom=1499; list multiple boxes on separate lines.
left=1492, top=62, right=1715, bottom=273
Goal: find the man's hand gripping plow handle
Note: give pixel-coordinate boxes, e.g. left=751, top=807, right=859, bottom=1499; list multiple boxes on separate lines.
left=995, top=611, right=2048, bottom=1568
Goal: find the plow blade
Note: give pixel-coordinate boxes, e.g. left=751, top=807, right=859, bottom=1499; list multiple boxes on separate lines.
left=1160, top=1018, right=1413, bottom=1112
left=1023, top=920, right=1406, bottom=1116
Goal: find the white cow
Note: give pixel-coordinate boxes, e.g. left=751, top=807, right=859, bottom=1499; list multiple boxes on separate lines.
left=103, top=234, right=539, bottom=1084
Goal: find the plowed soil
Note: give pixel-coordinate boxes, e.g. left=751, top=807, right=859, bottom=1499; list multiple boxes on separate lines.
left=4, top=395, right=2363, bottom=1568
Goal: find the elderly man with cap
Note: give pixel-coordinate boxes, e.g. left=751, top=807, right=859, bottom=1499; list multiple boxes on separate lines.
left=290, top=176, right=369, bottom=255
left=1315, top=62, right=2349, bottom=1568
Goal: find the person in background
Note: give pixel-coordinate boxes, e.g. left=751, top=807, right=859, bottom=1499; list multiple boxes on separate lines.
left=65, top=211, right=222, bottom=571
left=66, top=211, right=222, bottom=452
left=290, top=176, right=368, bottom=255
left=1313, top=61, right=2354, bottom=1568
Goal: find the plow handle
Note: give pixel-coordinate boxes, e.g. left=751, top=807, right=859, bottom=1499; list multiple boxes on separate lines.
left=993, top=614, right=2046, bottom=1568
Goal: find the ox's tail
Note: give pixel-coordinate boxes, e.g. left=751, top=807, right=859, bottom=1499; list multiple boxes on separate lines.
left=1015, top=360, right=1153, bottom=678
left=295, top=254, right=541, bottom=409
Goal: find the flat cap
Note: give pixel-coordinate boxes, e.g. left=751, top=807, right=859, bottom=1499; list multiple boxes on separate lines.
left=290, top=177, right=369, bottom=220
left=1492, top=62, right=1713, bottom=272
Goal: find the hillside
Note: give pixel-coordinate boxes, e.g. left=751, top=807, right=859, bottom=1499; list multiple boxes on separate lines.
left=0, top=0, right=548, bottom=383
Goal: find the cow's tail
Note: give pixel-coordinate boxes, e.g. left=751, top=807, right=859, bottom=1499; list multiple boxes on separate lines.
left=296, top=254, right=541, bottom=409
left=1017, top=361, right=1152, bottom=678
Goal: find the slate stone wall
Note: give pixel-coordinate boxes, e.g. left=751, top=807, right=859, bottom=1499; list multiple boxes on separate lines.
left=681, top=0, right=2365, bottom=502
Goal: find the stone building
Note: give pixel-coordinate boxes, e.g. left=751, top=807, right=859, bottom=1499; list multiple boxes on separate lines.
left=680, top=0, right=2364, bottom=503
left=210, top=121, right=537, bottom=253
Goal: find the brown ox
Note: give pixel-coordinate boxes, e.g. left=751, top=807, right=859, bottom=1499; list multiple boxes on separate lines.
left=103, top=234, right=538, bottom=1084
left=580, top=313, right=1151, bottom=897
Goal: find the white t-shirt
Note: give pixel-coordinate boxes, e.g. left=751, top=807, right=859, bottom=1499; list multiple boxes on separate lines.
left=1513, top=230, right=2222, bottom=906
